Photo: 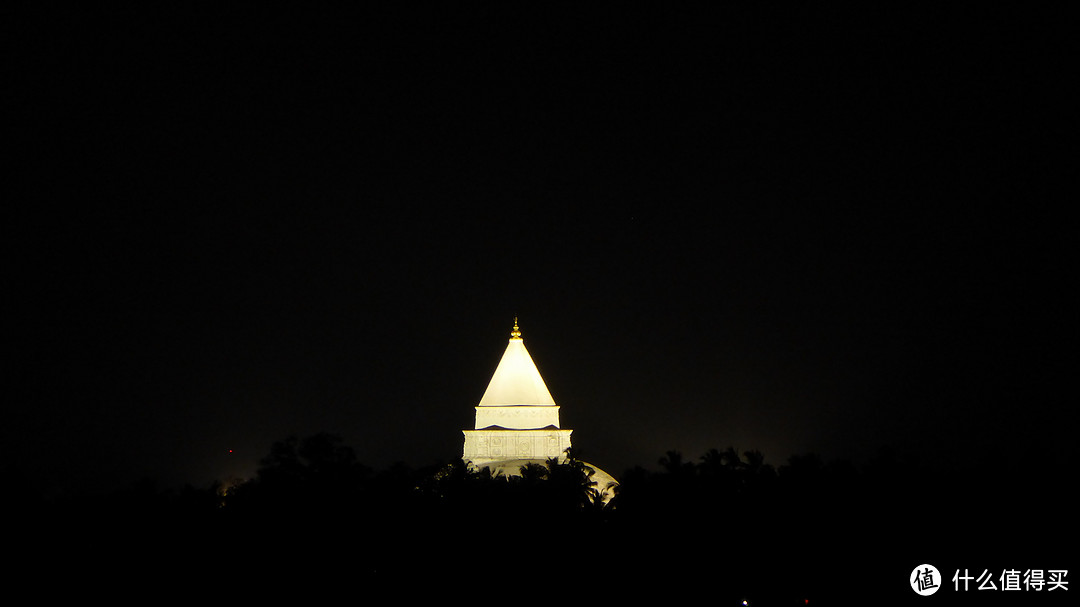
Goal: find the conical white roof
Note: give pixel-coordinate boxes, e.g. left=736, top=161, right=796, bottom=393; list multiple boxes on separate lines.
left=478, top=320, right=556, bottom=407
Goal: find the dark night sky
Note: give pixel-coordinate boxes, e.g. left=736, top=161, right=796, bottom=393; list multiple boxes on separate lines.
left=7, top=6, right=1071, bottom=495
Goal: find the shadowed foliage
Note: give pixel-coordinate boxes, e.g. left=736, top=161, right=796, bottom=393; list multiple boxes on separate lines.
left=22, top=434, right=1073, bottom=602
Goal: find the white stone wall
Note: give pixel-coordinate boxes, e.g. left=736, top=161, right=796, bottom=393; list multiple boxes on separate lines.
left=473, top=405, right=560, bottom=430
left=462, top=428, right=572, bottom=461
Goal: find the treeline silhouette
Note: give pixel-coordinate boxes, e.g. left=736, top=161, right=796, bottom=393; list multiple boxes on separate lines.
left=21, top=433, right=1071, bottom=603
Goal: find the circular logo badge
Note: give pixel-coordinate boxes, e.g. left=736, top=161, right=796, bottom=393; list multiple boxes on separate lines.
left=911, top=564, right=941, bottom=596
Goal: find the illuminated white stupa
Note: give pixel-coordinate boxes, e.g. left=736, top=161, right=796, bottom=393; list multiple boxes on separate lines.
left=463, top=319, right=617, bottom=501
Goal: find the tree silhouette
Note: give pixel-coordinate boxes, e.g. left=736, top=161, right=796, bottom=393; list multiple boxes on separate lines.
left=658, top=449, right=692, bottom=475
left=44, top=428, right=1062, bottom=602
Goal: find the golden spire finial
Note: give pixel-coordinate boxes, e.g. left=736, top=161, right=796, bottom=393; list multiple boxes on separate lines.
left=510, top=317, right=521, bottom=339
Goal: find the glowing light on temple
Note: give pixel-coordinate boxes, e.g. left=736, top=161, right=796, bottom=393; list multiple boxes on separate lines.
left=462, top=318, right=618, bottom=502
left=463, top=318, right=571, bottom=465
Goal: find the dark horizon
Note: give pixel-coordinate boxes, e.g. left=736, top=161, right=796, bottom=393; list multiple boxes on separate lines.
left=17, top=431, right=1075, bottom=605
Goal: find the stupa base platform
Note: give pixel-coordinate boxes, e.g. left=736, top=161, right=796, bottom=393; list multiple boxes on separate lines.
left=462, top=428, right=572, bottom=463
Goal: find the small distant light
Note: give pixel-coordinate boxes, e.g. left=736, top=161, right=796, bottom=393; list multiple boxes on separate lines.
left=742, top=602, right=748, bottom=606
